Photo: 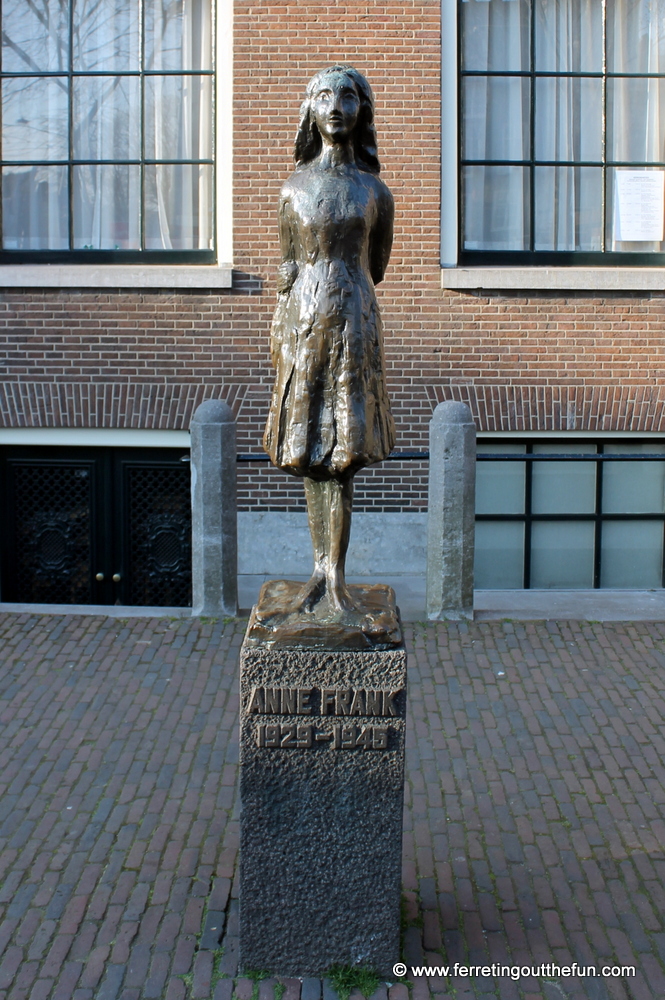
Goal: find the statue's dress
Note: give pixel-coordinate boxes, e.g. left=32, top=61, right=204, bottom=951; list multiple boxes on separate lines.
left=264, top=164, right=395, bottom=480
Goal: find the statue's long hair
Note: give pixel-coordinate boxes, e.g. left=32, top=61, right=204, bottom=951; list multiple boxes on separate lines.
left=294, top=65, right=380, bottom=174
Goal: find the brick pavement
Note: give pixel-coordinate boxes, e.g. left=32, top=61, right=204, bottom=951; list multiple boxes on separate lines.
left=0, top=612, right=663, bottom=1000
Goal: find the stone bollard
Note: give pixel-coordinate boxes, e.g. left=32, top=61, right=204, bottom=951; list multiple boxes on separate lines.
left=426, top=400, right=476, bottom=620
left=190, top=398, right=238, bottom=617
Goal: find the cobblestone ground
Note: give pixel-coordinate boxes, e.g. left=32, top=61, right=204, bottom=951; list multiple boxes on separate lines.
left=0, top=613, right=663, bottom=1000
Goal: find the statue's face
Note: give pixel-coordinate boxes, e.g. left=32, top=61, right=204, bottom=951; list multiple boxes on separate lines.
left=311, top=73, right=360, bottom=143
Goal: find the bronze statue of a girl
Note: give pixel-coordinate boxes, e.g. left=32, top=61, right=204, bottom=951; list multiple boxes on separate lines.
left=263, top=65, right=395, bottom=622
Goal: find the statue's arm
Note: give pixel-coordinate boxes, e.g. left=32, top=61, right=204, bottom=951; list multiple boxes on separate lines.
left=369, top=183, right=394, bottom=286
left=276, top=194, right=298, bottom=294
left=270, top=194, right=297, bottom=367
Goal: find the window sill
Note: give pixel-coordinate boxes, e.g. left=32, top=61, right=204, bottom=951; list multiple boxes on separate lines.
left=441, top=266, right=665, bottom=292
left=0, top=264, right=234, bottom=289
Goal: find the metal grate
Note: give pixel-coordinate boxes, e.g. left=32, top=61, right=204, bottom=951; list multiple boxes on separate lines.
left=13, top=463, right=92, bottom=603
left=126, top=465, right=192, bottom=607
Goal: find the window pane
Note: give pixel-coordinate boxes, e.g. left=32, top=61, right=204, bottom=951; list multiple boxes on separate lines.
left=535, top=0, right=602, bottom=71
left=607, top=0, right=665, bottom=72
left=461, top=0, right=530, bottom=72
left=2, top=0, right=69, bottom=72
left=73, top=0, right=139, bottom=70
left=73, top=77, right=140, bottom=161
left=535, top=78, right=602, bottom=162
left=534, top=167, right=602, bottom=250
left=73, top=165, right=140, bottom=248
left=531, top=521, right=595, bottom=588
left=145, top=76, right=213, bottom=161
left=476, top=444, right=526, bottom=514
left=145, top=0, right=213, bottom=70
left=603, top=444, right=665, bottom=513
left=607, top=168, right=665, bottom=251
left=607, top=78, right=665, bottom=163
left=601, top=521, right=664, bottom=588
left=463, top=166, right=530, bottom=250
left=462, top=77, right=530, bottom=161
left=2, top=166, right=68, bottom=249
left=144, top=164, right=213, bottom=249
left=475, top=521, right=525, bottom=589
left=2, top=78, right=69, bottom=162
left=531, top=444, right=596, bottom=513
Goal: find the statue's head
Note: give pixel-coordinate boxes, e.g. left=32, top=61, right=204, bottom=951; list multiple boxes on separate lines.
left=294, top=65, right=380, bottom=174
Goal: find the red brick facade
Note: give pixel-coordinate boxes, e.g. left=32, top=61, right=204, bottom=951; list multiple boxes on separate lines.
left=1, top=0, right=664, bottom=511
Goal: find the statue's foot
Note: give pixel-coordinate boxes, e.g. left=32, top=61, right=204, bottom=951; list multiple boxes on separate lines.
left=296, top=570, right=327, bottom=612
left=327, top=573, right=357, bottom=614
left=295, top=570, right=357, bottom=615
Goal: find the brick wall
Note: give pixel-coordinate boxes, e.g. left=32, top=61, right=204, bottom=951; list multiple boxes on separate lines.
left=1, top=0, right=664, bottom=512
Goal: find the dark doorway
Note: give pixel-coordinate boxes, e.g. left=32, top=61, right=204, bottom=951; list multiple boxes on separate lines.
left=0, top=447, right=192, bottom=607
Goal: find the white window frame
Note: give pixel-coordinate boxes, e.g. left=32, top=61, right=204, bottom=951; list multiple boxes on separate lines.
left=0, top=0, right=233, bottom=290
left=0, top=428, right=190, bottom=447
left=441, top=0, right=665, bottom=291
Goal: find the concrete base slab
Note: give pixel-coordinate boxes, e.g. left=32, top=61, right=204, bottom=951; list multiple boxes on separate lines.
left=4, top=583, right=665, bottom=623
left=0, top=602, right=193, bottom=618
left=474, top=588, right=665, bottom=622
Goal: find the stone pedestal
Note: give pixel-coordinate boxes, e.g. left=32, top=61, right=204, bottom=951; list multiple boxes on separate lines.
left=239, top=585, right=407, bottom=976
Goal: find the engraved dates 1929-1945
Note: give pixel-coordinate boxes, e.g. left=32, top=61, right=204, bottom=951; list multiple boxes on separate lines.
left=246, top=686, right=404, bottom=751
left=256, top=723, right=388, bottom=750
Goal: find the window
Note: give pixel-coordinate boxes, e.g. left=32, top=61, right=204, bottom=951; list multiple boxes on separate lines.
left=0, top=0, right=215, bottom=262
left=475, top=440, right=665, bottom=588
left=459, top=0, right=665, bottom=265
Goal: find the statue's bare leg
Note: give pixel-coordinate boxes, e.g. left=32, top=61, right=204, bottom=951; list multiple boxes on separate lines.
left=298, top=477, right=328, bottom=611
left=298, top=475, right=355, bottom=612
left=326, top=476, right=355, bottom=611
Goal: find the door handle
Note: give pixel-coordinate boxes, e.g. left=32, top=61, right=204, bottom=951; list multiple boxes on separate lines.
left=112, top=573, right=121, bottom=583
left=95, top=572, right=105, bottom=582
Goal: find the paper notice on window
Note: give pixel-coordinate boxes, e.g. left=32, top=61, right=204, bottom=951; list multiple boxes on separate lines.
left=614, top=170, right=665, bottom=242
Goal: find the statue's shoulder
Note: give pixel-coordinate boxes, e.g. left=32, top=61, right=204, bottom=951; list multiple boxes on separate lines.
left=366, top=172, right=394, bottom=210
left=280, top=167, right=310, bottom=201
